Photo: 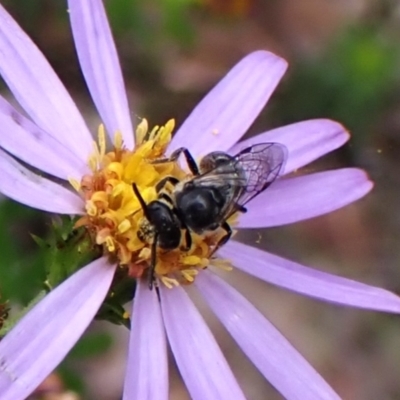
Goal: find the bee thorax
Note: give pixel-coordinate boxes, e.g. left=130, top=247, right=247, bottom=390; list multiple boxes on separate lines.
left=176, top=187, right=224, bottom=233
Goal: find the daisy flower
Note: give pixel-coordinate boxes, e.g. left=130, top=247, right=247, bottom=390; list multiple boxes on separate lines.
left=0, top=1, right=399, bottom=400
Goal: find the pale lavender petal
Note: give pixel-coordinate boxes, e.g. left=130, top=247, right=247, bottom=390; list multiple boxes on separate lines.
left=0, top=258, right=116, bottom=400
left=0, top=96, right=89, bottom=180
left=229, top=119, right=349, bottom=174
left=123, top=280, right=168, bottom=400
left=0, top=4, right=92, bottom=161
left=219, top=241, right=400, bottom=312
left=0, top=148, right=83, bottom=215
left=239, top=168, right=373, bottom=228
left=68, top=0, right=134, bottom=149
left=159, top=285, right=246, bottom=400
left=169, top=51, right=288, bottom=158
left=196, top=271, right=341, bottom=400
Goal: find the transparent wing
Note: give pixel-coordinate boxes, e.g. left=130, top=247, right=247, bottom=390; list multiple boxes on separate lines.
left=233, top=142, right=287, bottom=208
left=189, top=166, right=247, bottom=187
left=190, top=143, right=287, bottom=217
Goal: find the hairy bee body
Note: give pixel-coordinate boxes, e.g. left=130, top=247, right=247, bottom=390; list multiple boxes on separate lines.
left=133, top=143, right=287, bottom=288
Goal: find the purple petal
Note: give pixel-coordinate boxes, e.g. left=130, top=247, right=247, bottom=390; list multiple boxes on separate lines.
left=169, top=51, right=287, bottom=158
left=123, top=280, right=168, bottom=400
left=229, top=119, right=349, bottom=174
left=0, top=96, right=89, bottom=180
left=68, top=0, right=134, bottom=149
left=0, top=4, right=92, bottom=161
left=239, top=168, right=373, bottom=228
left=195, top=271, right=341, bottom=400
left=159, top=285, right=246, bottom=400
left=0, top=258, right=116, bottom=400
left=0, top=148, right=83, bottom=215
left=219, top=241, right=400, bottom=312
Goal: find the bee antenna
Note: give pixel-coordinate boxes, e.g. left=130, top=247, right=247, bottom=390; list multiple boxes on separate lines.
left=132, top=183, right=151, bottom=220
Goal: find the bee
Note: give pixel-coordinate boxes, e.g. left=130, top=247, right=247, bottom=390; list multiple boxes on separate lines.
left=133, top=143, right=287, bottom=288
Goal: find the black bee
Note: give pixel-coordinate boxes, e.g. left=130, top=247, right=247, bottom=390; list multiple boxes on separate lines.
left=133, top=143, right=287, bottom=288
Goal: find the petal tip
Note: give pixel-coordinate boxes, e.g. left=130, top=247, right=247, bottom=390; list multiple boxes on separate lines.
left=247, top=50, right=288, bottom=73
left=352, top=168, right=375, bottom=197
left=365, top=176, right=375, bottom=192
left=315, top=118, right=351, bottom=143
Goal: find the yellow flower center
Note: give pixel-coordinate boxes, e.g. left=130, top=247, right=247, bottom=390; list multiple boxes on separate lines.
left=71, top=119, right=231, bottom=288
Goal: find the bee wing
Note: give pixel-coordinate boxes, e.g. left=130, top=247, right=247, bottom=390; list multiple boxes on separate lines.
left=188, top=162, right=247, bottom=193
left=189, top=143, right=286, bottom=218
left=187, top=159, right=248, bottom=218
left=233, top=142, right=287, bottom=208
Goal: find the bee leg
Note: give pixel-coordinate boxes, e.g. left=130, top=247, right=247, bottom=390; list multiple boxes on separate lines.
left=154, top=147, right=200, bottom=176
left=169, top=147, right=200, bottom=175
left=176, top=148, right=199, bottom=176
left=218, top=221, right=232, bottom=247
left=183, top=228, right=192, bottom=251
left=210, top=221, right=232, bottom=256
left=132, top=184, right=152, bottom=220
left=237, top=205, right=247, bottom=213
left=156, top=176, right=179, bottom=193
left=148, top=233, right=158, bottom=290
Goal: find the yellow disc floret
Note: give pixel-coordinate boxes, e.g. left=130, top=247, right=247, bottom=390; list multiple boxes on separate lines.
left=72, top=119, right=231, bottom=287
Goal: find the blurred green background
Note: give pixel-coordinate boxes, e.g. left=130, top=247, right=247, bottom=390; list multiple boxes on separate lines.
left=1, top=0, right=400, bottom=399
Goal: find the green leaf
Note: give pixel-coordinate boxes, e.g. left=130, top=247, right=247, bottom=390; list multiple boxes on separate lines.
left=0, top=200, right=46, bottom=303
left=68, top=331, right=113, bottom=358
left=0, top=290, right=46, bottom=337
left=42, top=216, right=101, bottom=289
